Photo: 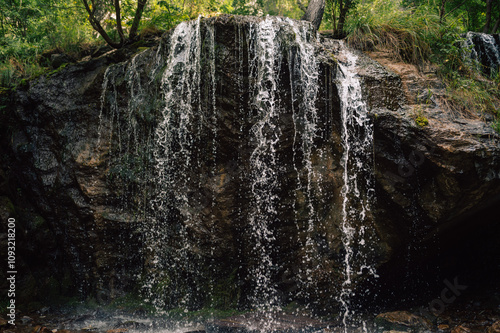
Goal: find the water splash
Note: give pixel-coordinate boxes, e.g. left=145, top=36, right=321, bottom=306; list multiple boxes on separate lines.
left=336, top=43, right=377, bottom=331
left=245, top=17, right=322, bottom=312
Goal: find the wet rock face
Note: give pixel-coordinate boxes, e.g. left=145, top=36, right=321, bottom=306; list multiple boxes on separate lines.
left=2, top=14, right=500, bottom=313
left=5, top=53, right=144, bottom=302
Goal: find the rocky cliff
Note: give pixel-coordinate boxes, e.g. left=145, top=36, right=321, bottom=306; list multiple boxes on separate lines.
left=1, top=15, right=499, bottom=315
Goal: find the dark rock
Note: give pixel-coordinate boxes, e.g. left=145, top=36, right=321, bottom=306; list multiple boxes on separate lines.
left=33, top=326, right=54, bottom=333
left=21, top=315, right=33, bottom=324
left=374, top=311, right=432, bottom=332
left=106, top=329, right=129, bottom=333
left=50, top=53, right=74, bottom=69
left=451, top=325, right=471, bottom=333
left=91, top=44, right=114, bottom=58
left=113, top=320, right=148, bottom=330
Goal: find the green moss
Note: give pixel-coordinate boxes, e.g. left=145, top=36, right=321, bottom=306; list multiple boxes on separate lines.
left=208, top=269, right=240, bottom=310
left=415, top=115, right=429, bottom=127
left=131, top=40, right=146, bottom=48
left=282, top=301, right=301, bottom=313
left=46, top=63, right=68, bottom=78
left=18, top=78, right=29, bottom=89
left=107, top=293, right=157, bottom=314
left=329, top=53, right=338, bottom=63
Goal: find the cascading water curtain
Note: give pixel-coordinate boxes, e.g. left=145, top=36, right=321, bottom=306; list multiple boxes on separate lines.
left=287, top=17, right=321, bottom=304
left=98, top=15, right=348, bottom=315
left=336, top=43, right=378, bottom=331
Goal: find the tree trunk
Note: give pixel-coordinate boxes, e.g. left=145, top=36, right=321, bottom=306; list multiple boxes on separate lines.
left=129, top=0, right=148, bottom=39
left=483, top=0, right=492, bottom=33
left=301, top=0, right=325, bottom=30
left=0, top=11, right=4, bottom=37
left=114, top=0, right=125, bottom=43
left=335, top=0, right=352, bottom=38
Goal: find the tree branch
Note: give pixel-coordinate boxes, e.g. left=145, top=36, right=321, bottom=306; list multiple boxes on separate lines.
left=113, top=0, right=125, bottom=44
left=301, top=0, right=325, bottom=30
left=129, top=0, right=148, bottom=39
left=81, top=0, right=123, bottom=48
left=483, top=0, right=492, bottom=33
left=439, top=0, right=447, bottom=22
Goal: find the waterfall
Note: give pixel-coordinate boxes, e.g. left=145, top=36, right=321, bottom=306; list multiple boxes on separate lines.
left=336, top=43, right=377, bottom=331
left=96, top=16, right=378, bottom=324
left=463, top=32, right=500, bottom=76
left=287, top=17, right=321, bottom=303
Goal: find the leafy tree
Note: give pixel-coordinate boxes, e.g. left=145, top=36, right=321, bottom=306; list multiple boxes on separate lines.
left=331, top=0, right=356, bottom=36
left=403, top=0, right=499, bottom=33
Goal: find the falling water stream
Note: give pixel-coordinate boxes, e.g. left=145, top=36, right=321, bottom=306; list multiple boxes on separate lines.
left=246, top=17, right=282, bottom=311
left=336, top=43, right=377, bottom=332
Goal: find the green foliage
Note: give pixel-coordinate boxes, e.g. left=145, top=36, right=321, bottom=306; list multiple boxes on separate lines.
left=0, top=0, right=98, bottom=87
left=147, top=1, right=191, bottom=31
left=343, top=0, right=445, bottom=66
left=439, top=70, right=500, bottom=119
left=433, top=28, right=500, bottom=122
